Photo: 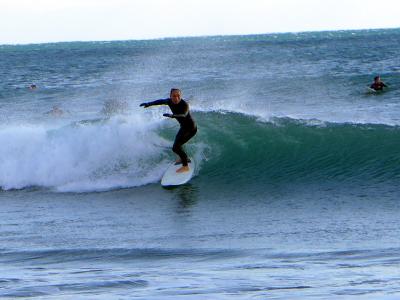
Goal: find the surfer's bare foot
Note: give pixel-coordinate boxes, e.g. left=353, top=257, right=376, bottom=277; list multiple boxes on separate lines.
left=176, top=166, right=189, bottom=173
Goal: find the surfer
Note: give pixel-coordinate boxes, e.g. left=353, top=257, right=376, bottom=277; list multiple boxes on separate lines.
left=45, top=105, right=64, bottom=117
left=370, top=76, right=388, bottom=91
left=140, top=88, right=197, bottom=173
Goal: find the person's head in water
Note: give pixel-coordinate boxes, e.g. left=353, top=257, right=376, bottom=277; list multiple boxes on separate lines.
left=29, top=84, right=37, bottom=90
left=374, top=76, right=381, bottom=83
left=170, top=88, right=182, bottom=104
left=49, top=105, right=63, bottom=116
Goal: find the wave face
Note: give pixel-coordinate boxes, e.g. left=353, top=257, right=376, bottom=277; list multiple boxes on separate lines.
left=197, top=112, right=400, bottom=186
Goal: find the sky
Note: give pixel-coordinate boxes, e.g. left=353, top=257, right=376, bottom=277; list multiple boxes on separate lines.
left=1, top=0, right=400, bottom=44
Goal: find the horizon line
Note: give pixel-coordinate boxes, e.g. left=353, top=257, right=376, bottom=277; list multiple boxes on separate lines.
left=1, top=26, right=399, bottom=47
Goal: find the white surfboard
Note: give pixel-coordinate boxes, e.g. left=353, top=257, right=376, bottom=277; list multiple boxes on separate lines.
left=161, top=159, right=195, bottom=187
left=366, top=87, right=377, bottom=93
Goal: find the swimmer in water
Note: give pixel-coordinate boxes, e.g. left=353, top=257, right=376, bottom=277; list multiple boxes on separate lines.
left=370, top=76, right=388, bottom=91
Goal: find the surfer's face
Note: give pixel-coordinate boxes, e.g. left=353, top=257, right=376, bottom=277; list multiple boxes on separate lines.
left=171, top=91, right=181, bottom=104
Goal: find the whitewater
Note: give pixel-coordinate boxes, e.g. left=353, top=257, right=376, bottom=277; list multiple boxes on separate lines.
left=1, top=29, right=400, bottom=299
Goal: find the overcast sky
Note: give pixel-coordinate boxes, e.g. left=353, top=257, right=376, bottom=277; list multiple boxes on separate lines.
left=1, top=0, right=399, bottom=44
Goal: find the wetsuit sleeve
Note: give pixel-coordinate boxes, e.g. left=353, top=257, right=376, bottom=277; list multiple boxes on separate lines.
left=171, top=102, right=189, bottom=118
left=144, top=99, right=169, bottom=107
left=382, top=82, right=388, bottom=87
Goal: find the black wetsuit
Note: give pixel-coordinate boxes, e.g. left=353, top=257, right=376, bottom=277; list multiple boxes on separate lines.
left=145, top=98, right=197, bottom=166
left=370, top=82, right=387, bottom=91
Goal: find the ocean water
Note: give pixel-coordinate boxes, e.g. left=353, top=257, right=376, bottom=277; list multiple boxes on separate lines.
left=1, top=28, right=400, bottom=299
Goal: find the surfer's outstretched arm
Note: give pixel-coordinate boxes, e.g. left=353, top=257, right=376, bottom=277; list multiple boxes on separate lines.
left=163, top=102, right=189, bottom=118
left=172, top=102, right=189, bottom=118
left=140, top=99, right=169, bottom=108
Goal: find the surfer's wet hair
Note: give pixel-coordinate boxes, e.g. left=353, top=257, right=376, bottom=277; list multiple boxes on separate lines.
left=374, top=76, right=380, bottom=81
left=170, top=88, right=182, bottom=96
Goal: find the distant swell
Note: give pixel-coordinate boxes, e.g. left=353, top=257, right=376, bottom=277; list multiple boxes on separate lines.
left=0, top=248, right=242, bottom=264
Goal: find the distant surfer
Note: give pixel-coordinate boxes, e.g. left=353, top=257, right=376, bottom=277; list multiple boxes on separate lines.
left=140, top=88, right=197, bottom=173
left=370, top=76, right=388, bottom=91
left=46, top=105, right=64, bottom=117
left=29, top=84, right=37, bottom=90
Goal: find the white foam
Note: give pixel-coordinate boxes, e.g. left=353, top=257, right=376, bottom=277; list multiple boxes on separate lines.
left=0, top=114, right=174, bottom=191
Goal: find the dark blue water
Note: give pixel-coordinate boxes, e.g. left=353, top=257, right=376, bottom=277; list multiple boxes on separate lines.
left=1, top=29, right=400, bottom=299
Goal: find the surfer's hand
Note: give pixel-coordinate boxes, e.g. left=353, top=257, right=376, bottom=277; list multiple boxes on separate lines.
left=139, top=102, right=149, bottom=108
left=163, top=113, right=173, bottom=118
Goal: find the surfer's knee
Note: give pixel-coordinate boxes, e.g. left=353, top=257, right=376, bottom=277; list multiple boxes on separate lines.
left=172, top=143, right=180, bottom=153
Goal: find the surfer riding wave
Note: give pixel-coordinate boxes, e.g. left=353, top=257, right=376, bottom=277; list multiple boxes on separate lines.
left=140, top=88, right=197, bottom=173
